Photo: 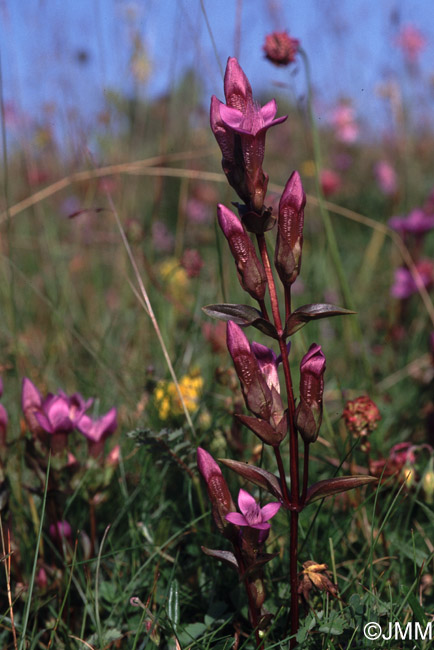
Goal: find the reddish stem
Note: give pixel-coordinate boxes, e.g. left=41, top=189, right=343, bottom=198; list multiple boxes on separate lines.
left=274, top=445, right=291, bottom=506
left=302, top=441, right=310, bottom=504
left=256, top=234, right=283, bottom=334
left=256, top=233, right=300, bottom=646
left=234, top=546, right=264, bottom=649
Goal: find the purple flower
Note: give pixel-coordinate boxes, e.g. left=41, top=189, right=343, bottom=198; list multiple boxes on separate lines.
left=210, top=57, right=287, bottom=216
left=49, top=520, right=73, bottom=546
left=374, top=161, right=397, bottom=196
left=388, top=209, right=434, bottom=236
left=0, top=404, right=7, bottom=446
left=225, top=489, right=280, bottom=530
left=76, top=407, right=117, bottom=443
left=391, top=261, right=434, bottom=299
left=35, top=391, right=92, bottom=435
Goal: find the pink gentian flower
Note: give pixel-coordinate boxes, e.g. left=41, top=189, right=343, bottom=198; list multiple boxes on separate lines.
left=35, top=391, right=92, bottom=435
left=76, top=407, right=117, bottom=443
left=211, top=57, right=287, bottom=215
left=225, top=488, right=280, bottom=530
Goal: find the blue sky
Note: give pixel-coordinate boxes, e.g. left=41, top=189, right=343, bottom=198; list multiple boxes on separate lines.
left=1, top=0, right=434, bottom=147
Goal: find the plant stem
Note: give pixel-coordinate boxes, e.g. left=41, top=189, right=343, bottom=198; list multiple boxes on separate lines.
left=302, top=441, right=310, bottom=504
left=256, top=232, right=300, bottom=645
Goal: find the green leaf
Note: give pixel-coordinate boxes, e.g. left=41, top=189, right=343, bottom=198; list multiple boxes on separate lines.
left=305, top=475, right=377, bottom=505
left=167, top=579, right=180, bottom=631
left=284, top=303, right=356, bottom=337
left=202, top=303, right=279, bottom=339
left=407, top=591, right=427, bottom=625
left=177, top=622, right=207, bottom=645
left=219, top=458, right=283, bottom=500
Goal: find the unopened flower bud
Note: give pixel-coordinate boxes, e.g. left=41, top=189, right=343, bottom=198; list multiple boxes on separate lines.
left=197, top=447, right=236, bottom=535
left=295, top=343, right=326, bottom=443
left=227, top=321, right=273, bottom=421
left=217, top=204, right=267, bottom=301
left=275, top=171, right=306, bottom=287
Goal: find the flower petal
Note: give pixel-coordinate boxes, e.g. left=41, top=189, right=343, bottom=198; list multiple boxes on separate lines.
left=225, top=512, right=249, bottom=526
left=238, top=488, right=257, bottom=516
left=260, top=99, right=278, bottom=124
left=251, top=521, right=271, bottom=530
left=219, top=104, right=245, bottom=131
left=260, top=502, right=281, bottom=521
left=21, top=377, right=42, bottom=413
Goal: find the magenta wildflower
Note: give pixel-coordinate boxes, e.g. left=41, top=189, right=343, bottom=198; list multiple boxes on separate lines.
left=374, top=161, right=397, bottom=196
left=76, top=407, right=117, bottom=443
left=0, top=404, right=7, bottom=446
left=320, top=169, right=341, bottom=197
left=225, top=489, right=280, bottom=530
left=35, top=391, right=91, bottom=435
left=211, top=57, right=287, bottom=216
left=330, top=103, right=358, bottom=144
left=388, top=209, right=434, bottom=236
left=391, top=261, right=434, bottom=299
left=263, top=31, right=299, bottom=66
left=49, top=520, right=73, bottom=546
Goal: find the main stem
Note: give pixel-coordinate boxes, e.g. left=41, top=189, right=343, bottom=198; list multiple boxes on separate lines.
left=256, top=233, right=300, bottom=647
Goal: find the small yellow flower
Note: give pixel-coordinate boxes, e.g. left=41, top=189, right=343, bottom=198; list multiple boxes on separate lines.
left=154, top=370, right=203, bottom=421
left=159, top=259, right=189, bottom=295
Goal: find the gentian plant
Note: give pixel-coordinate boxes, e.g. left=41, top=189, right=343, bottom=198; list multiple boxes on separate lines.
left=199, top=57, right=377, bottom=648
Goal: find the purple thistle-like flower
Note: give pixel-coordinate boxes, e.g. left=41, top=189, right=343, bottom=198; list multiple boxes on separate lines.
left=225, top=489, right=280, bottom=530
